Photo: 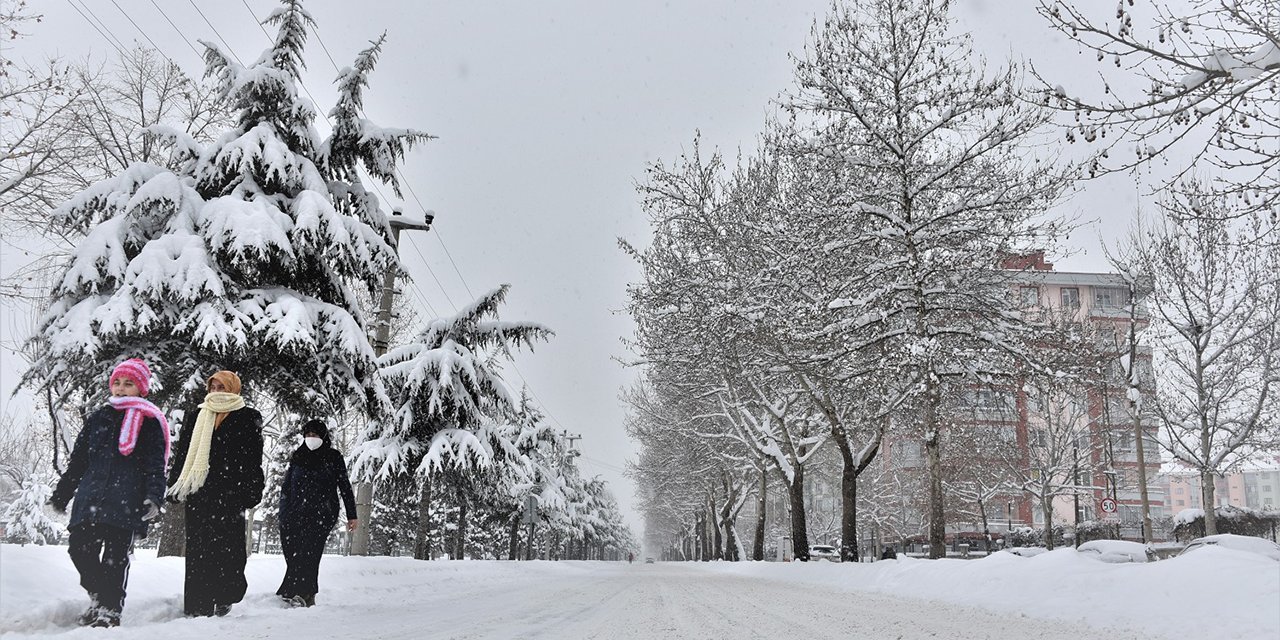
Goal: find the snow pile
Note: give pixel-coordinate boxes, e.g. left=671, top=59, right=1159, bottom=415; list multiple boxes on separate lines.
left=702, top=548, right=1279, bottom=639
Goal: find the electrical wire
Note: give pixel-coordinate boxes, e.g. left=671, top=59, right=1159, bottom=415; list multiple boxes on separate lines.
left=64, top=0, right=127, bottom=58
left=185, top=0, right=244, bottom=65
left=147, top=0, right=202, bottom=58
left=108, top=0, right=167, bottom=58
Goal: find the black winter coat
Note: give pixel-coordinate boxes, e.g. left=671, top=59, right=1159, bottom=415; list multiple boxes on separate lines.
left=167, top=406, right=265, bottom=511
left=278, top=444, right=356, bottom=532
left=51, top=406, right=167, bottom=536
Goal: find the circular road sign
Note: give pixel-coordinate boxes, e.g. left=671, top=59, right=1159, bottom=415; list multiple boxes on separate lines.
left=1100, top=498, right=1118, bottom=514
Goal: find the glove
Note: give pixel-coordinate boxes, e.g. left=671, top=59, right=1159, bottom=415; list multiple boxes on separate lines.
left=45, top=499, right=67, bottom=515
left=142, top=499, right=161, bottom=521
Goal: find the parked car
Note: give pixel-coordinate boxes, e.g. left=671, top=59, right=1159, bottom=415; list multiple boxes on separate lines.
left=1179, top=534, right=1280, bottom=561
left=1076, top=540, right=1156, bottom=563
left=644, top=557, right=655, bottom=564
left=808, top=545, right=841, bottom=562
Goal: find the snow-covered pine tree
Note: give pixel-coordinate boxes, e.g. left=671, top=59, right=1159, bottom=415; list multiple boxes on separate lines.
left=24, top=0, right=430, bottom=418
left=2, top=472, right=64, bottom=545
left=352, top=285, right=552, bottom=558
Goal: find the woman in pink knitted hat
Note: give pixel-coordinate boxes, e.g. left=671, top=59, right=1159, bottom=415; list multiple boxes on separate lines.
left=49, top=358, right=170, bottom=629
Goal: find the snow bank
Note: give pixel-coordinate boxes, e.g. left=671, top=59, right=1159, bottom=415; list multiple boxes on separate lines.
left=697, top=547, right=1279, bottom=639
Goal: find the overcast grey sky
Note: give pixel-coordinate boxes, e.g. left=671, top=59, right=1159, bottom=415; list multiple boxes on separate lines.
left=1, top=0, right=1146, bottom=530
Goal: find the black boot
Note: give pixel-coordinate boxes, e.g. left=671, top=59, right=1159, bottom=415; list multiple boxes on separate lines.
left=76, top=594, right=101, bottom=626
left=89, top=609, right=120, bottom=628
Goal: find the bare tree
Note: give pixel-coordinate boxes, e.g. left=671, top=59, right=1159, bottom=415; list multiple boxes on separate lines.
left=2, top=42, right=233, bottom=302
left=785, top=0, right=1074, bottom=557
left=1037, top=0, right=1279, bottom=225
left=1134, top=200, right=1279, bottom=535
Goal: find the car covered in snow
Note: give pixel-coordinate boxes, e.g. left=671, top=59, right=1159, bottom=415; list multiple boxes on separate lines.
left=1076, top=540, right=1157, bottom=563
left=1178, top=534, right=1280, bottom=561
left=808, top=545, right=841, bottom=562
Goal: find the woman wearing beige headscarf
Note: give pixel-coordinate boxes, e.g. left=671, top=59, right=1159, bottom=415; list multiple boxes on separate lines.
left=167, top=370, right=264, bottom=617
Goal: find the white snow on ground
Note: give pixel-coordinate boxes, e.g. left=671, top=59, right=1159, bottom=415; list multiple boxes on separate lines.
left=1, top=544, right=1276, bottom=639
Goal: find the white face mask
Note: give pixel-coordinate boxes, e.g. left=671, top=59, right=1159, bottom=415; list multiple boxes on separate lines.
left=304, top=437, right=323, bottom=450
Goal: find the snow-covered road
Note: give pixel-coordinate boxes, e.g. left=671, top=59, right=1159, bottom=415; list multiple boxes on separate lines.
left=419, top=562, right=1153, bottom=640
left=4, top=544, right=1276, bottom=639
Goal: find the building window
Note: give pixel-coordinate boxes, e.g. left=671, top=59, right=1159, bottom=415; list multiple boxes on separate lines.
left=1176, top=500, right=1185, bottom=506
left=1093, top=287, right=1130, bottom=310
left=1020, top=287, right=1039, bottom=308
left=1264, top=485, right=1273, bottom=492
left=1061, top=287, right=1081, bottom=309
left=1174, top=487, right=1184, bottom=495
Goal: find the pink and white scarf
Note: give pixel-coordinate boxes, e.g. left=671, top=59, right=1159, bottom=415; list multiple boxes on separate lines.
left=108, top=396, right=172, bottom=467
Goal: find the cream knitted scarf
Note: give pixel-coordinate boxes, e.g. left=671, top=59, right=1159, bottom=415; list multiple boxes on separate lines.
left=168, top=392, right=244, bottom=500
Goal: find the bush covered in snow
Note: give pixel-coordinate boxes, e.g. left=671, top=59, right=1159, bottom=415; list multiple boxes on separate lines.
left=1009, top=525, right=1067, bottom=548
left=1173, top=506, right=1280, bottom=542
left=1074, top=519, right=1123, bottom=544
left=2, top=473, right=65, bottom=545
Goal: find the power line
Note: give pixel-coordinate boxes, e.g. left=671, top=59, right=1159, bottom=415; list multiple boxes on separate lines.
left=186, top=0, right=244, bottom=65
left=108, top=0, right=167, bottom=58
left=65, top=0, right=127, bottom=58
left=147, top=0, right=202, bottom=58
left=403, top=234, right=458, bottom=312
left=238, top=0, right=273, bottom=41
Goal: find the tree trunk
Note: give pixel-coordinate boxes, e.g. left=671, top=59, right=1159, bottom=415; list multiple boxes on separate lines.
left=413, top=472, right=432, bottom=560
left=925, top=375, right=946, bottom=559
left=244, top=507, right=256, bottom=557
left=788, top=465, right=810, bottom=561
left=719, top=484, right=740, bottom=562
left=839, top=448, right=859, bottom=562
left=753, top=464, right=767, bottom=561
left=508, top=514, right=521, bottom=560
left=701, top=509, right=711, bottom=560
left=1042, top=495, right=1055, bottom=551
left=454, top=488, right=469, bottom=560
left=1201, top=469, right=1218, bottom=535
left=710, top=493, right=723, bottom=560
left=156, top=504, right=186, bottom=557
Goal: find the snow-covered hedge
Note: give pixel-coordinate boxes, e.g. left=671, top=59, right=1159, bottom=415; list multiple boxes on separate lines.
left=1172, top=505, right=1280, bottom=542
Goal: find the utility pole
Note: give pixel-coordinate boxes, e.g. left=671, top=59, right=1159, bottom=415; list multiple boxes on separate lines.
left=350, top=209, right=433, bottom=557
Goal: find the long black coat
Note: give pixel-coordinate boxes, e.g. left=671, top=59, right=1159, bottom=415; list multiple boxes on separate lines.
left=167, top=405, right=264, bottom=614
left=278, top=444, right=356, bottom=534
left=167, top=406, right=265, bottom=511
left=51, top=406, right=167, bottom=536
left=275, top=441, right=356, bottom=599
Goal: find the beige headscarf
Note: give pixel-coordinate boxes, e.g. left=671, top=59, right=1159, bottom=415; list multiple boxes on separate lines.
left=168, top=371, right=245, bottom=500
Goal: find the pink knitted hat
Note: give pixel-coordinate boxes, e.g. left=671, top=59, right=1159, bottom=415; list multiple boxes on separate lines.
left=109, top=358, right=152, bottom=397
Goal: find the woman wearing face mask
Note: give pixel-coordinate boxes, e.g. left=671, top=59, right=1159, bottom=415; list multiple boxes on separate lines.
left=275, top=419, right=357, bottom=607
left=167, top=370, right=264, bottom=617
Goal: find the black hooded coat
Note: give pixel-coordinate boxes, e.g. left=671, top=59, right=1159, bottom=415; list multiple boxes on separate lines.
left=276, top=421, right=356, bottom=598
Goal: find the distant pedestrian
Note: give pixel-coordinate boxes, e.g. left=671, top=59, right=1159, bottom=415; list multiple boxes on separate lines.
left=49, top=358, right=170, bottom=628
left=167, top=370, right=264, bottom=617
left=275, top=419, right=357, bottom=608
left=881, top=546, right=897, bottom=560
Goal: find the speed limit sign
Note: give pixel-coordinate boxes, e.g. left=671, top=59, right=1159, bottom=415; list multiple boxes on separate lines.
left=1100, top=498, right=1118, bottom=513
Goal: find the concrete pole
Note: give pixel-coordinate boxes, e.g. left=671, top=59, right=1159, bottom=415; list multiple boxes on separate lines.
left=350, top=210, right=432, bottom=556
